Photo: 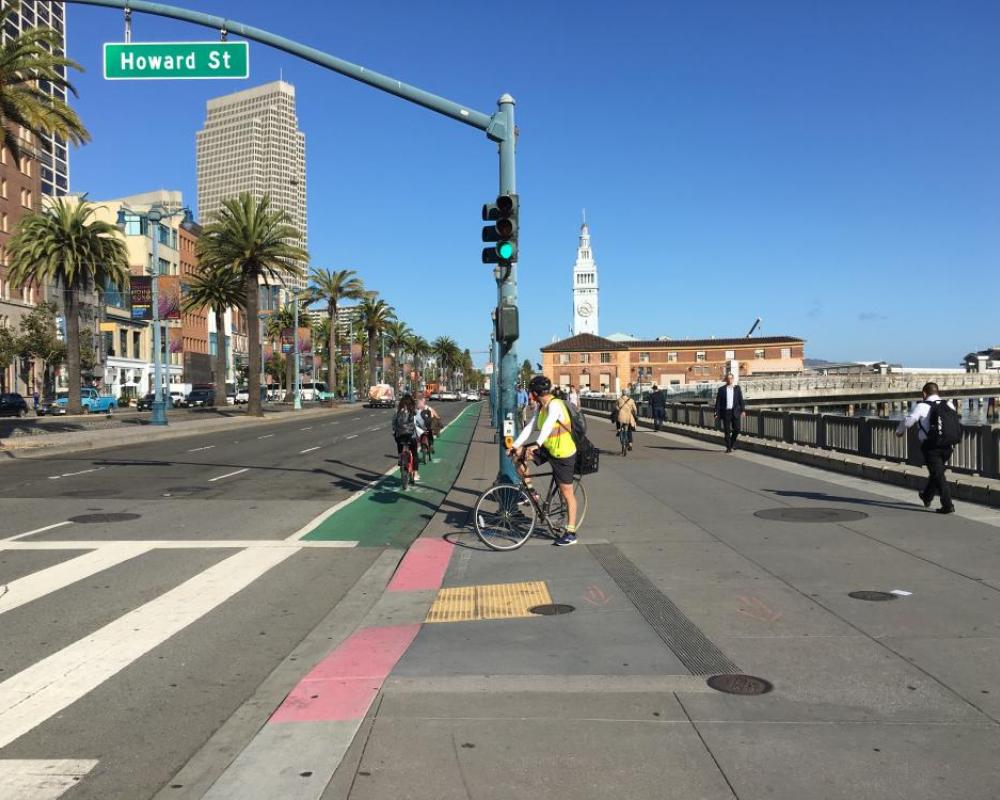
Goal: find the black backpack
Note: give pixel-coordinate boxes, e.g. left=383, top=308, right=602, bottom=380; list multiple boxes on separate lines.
left=393, top=409, right=415, bottom=438
left=420, top=408, right=433, bottom=432
left=923, top=399, right=962, bottom=447
left=552, top=399, right=599, bottom=475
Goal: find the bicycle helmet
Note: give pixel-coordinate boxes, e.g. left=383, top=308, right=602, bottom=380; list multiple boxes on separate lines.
left=528, top=375, right=551, bottom=396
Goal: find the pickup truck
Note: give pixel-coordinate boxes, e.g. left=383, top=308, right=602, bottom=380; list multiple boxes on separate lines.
left=41, top=388, right=118, bottom=415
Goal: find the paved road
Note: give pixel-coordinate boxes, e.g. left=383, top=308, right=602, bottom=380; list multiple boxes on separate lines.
left=0, top=401, right=477, bottom=799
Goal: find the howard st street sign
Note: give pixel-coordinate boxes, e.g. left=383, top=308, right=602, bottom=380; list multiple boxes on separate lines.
left=103, top=41, right=249, bottom=80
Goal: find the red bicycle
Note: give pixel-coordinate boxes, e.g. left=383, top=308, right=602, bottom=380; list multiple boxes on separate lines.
left=398, top=440, right=417, bottom=491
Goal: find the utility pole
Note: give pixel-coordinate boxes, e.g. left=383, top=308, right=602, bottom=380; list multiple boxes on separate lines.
left=293, top=288, right=302, bottom=410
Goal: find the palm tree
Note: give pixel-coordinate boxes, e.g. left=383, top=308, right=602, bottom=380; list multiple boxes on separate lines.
left=383, top=320, right=412, bottom=391
left=359, top=296, right=395, bottom=389
left=197, top=193, right=308, bottom=416
left=0, top=3, right=89, bottom=165
left=7, top=199, right=128, bottom=414
left=183, top=265, right=245, bottom=408
left=264, top=306, right=297, bottom=395
left=431, top=336, right=460, bottom=389
left=408, top=335, right=430, bottom=389
left=306, top=268, right=365, bottom=404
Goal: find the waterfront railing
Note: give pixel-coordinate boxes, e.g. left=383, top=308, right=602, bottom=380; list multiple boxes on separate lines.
left=581, top=399, right=1000, bottom=480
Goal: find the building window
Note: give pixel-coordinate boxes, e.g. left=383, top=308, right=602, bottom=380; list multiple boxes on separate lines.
left=667, top=351, right=678, bottom=363
left=600, top=352, right=611, bottom=364
left=639, top=352, right=650, bottom=363
left=558, top=353, right=570, bottom=365
left=119, top=330, right=128, bottom=358
left=1, top=213, right=7, bottom=233
left=754, top=349, right=765, bottom=359
left=725, top=350, right=735, bottom=360
left=696, top=351, right=706, bottom=362
left=781, top=347, right=792, bottom=359
left=580, top=353, right=590, bottom=363
left=1, top=178, right=6, bottom=199
left=133, top=331, right=141, bottom=359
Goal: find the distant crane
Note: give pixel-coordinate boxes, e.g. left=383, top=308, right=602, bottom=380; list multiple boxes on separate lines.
left=745, top=318, right=762, bottom=338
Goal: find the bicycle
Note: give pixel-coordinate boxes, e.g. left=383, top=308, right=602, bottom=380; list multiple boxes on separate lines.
left=398, top=441, right=417, bottom=491
left=618, top=423, right=631, bottom=456
left=418, top=433, right=432, bottom=465
left=473, top=466, right=588, bottom=551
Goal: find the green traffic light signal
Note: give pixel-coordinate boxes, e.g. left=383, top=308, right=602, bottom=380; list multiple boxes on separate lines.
left=481, top=193, right=519, bottom=265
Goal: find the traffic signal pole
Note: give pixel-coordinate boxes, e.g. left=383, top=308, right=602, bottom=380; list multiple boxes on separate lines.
left=67, top=0, right=520, bottom=481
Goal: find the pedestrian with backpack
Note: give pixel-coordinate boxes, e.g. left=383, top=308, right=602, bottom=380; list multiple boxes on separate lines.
left=896, top=382, right=961, bottom=514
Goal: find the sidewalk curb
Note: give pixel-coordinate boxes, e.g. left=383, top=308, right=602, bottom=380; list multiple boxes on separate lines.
left=152, top=549, right=401, bottom=800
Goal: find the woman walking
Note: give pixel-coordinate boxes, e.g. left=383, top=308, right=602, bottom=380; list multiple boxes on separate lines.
left=616, top=390, right=638, bottom=451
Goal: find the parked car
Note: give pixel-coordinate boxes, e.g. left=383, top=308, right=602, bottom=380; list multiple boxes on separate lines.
left=169, top=391, right=186, bottom=408
left=235, top=388, right=249, bottom=404
left=226, top=391, right=236, bottom=405
left=439, top=391, right=460, bottom=401
left=40, top=387, right=117, bottom=415
left=136, top=393, right=155, bottom=411
left=0, top=392, right=29, bottom=417
left=464, top=391, right=479, bottom=402
left=183, top=388, right=215, bottom=407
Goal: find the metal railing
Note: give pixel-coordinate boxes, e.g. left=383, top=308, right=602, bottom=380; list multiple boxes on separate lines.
left=584, top=399, right=1000, bottom=480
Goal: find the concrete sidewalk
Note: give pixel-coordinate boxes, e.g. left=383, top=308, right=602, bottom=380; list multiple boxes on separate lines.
left=321, top=410, right=1000, bottom=799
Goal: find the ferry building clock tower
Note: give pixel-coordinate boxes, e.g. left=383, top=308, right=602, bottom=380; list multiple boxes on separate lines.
left=572, top=217, right=599, bottom=336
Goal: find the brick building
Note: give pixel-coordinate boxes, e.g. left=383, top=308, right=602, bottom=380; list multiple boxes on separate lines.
left=178, top=221, right=212, bottom=385
left=541, top=333, right=805, bottom=394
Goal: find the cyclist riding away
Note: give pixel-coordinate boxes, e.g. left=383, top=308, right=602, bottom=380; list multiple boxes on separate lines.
left=392, top=394, right=423, bottom=487
left=415, top=393, right=440, bottom=455
left=509, top=375, right=579, bottom=546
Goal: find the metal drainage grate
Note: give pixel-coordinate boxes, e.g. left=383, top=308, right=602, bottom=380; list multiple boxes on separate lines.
left=848, top=590, right=896, bottom=602
left=589, top=544, right=739, bottom=675
left=755, top=507, right=868, bottom=523
left=529, top=603, right=575, bottom=616
left=163, top=486, right=212, bottom=495
left=67, top=513, right=142, bottom=524
left=707, top=674, right=773, bottom=696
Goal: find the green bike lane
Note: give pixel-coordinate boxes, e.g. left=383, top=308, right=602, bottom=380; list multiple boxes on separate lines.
left=302, top=403, right=481, bottom=548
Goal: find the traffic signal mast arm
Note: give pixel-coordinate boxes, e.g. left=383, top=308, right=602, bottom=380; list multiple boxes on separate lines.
left=64, top=0, right=510, bottom=140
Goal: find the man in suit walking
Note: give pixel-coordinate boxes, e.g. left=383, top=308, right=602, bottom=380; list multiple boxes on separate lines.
left=714, top=373, right=745, bottom=453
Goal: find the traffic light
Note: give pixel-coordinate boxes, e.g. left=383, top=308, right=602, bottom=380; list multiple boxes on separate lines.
left=482, top=194, right=518, bottom=265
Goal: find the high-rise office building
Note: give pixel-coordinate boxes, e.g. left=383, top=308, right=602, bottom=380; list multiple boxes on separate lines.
left=196, top=80, right=307, bottom=290
left=1, top=1, right=70, bottom=196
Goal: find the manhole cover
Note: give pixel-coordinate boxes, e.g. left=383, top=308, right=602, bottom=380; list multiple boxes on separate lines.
left=67, top=513, right=142, bottom=524
left=60, top=489, right=121, bottom=498
left=848, top=590, right=896, bottom=602
left=754, top=507, right=868, bottom=523
left=529, top=604, right=576, bottom=616
left=707, top=674, right=774, bottom=696
left=164, top=486, right=212, bottom=495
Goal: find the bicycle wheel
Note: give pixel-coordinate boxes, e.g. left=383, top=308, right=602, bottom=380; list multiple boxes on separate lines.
left=474, top=484, right=536, bottom=550
left=620, top=430, right=628, bottom=456
left=399, top=454, right=411, bottom=491
left=543, top=479, right=588, bottom=531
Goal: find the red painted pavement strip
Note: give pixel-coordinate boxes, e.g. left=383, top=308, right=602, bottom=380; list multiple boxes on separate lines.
left=386, top=538, right=454, bottom=592
left=270, top=623, right=421, bottom=723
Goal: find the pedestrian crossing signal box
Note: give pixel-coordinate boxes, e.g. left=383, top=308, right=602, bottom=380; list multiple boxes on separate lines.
left=504, top=436, right=514, bottom=449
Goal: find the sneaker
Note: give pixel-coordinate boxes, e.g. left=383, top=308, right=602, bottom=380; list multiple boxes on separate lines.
left=413, top=473, right=421, bottom=482
left=919, top=491, right=932, bottom=508
left=553, top=532, right=578, bottom=547
left=936, top=506, right=955, bottom=515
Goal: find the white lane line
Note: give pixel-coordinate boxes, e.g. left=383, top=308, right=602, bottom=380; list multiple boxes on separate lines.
left=345, top=434, right=358, bottom=440
left=300, top=426, right=313, bottom=431
left=0, top=758, right=99, bottom=800
left=0, top=544, right=151, bottom=616
left=300, top=446, right=320, bottom=454
left=187, top=445, right=216, bottom=453
left=47, top=467, right=104, bottom=481
left=4, top=522, right=73, bottom=543
left=351, top=416, right=361, bottom=420
left=208, top=468, right=249, bottom=482
left=257, top=434, right=274, bottom=440
left=0, top=540, right=358, bottom=550
left=0, top=547, right=296, bottom=751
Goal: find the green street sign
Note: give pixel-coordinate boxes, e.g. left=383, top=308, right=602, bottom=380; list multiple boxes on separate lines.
left=103, top=41, right=250, bottom=80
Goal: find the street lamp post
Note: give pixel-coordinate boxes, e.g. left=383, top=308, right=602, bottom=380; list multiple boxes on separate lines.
left=292, top=288, right=302, bottom=410
left=147, top=208, right=167, bottom=425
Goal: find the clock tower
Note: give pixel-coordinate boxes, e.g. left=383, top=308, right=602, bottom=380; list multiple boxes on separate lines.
left=572, top=217, right=599, bottom=335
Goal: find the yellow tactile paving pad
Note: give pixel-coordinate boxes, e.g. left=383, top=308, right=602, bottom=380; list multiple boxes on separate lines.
left=425, top=581, right=552, bottom=623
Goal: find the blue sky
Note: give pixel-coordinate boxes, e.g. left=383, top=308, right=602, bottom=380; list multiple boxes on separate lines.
left=65, top=0, right=999, bottom=367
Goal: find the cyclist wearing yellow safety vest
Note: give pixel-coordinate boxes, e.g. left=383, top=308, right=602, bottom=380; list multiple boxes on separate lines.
left=509, top=375, right=579, bottom=546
